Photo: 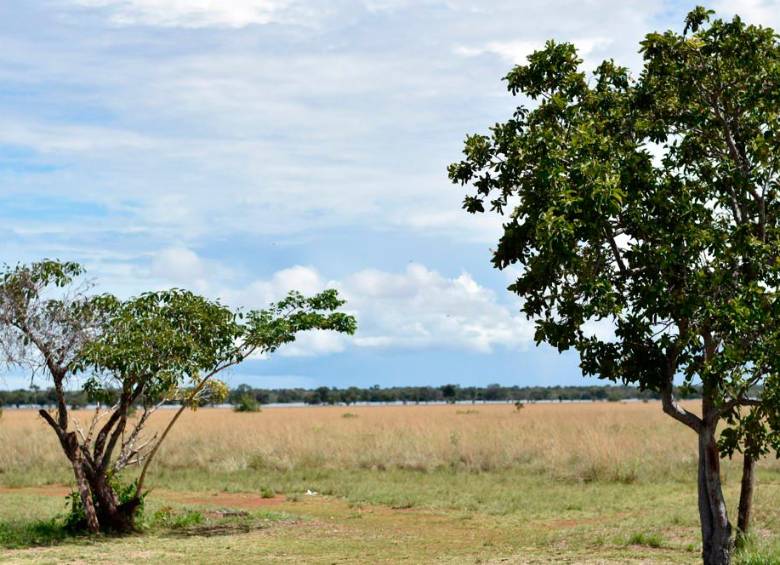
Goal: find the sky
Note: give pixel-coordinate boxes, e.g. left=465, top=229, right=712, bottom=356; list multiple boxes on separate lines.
left=1, top=0, right=778, bottom=390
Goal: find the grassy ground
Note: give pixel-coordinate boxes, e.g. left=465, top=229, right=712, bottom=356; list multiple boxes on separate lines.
left=1, top=403, right=779, bottom=563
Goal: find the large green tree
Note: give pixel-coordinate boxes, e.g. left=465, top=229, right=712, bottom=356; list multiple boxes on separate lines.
left=449, top=9, right=780, bottom=564
left=0, top=260, right=356, bottom=533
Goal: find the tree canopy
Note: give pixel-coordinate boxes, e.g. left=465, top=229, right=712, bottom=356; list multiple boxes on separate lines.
left=449, top=8, right=780, bottom=564
left=0, top=260, right=356, bottom=533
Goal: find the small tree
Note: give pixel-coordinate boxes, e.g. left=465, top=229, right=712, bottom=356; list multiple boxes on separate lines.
left=449, top=9, right=780, bottom=564
left=234, top=393, right=261, bottom=412
left=0, top=261, right=356, bottom=533
left=441, top=384, right=458, bottom=404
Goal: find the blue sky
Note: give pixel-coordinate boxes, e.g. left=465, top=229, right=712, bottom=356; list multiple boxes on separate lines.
left=1, top=0, right=776, bottom=390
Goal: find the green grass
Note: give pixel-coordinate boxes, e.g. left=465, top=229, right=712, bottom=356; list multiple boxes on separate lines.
left=625, top=531, right=665, bottom=548
left=2, top=466, right=780, bottom=563
left=734, top=534, right=780, bottom=565
left=3, top=402, right=780, bottom=563
left=0, top=518, right=73, bottom=549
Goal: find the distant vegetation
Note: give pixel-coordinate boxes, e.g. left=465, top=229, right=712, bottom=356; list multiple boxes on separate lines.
left=0, top=383, right=702, bottom=408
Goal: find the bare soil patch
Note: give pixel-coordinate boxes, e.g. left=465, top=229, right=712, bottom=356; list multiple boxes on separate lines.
left=0, top=484, right=287, bottom=510
left=0, top=485, right=70, bottom=497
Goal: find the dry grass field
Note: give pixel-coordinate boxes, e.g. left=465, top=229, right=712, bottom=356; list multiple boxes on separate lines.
left=1, top=402, right=779, bottom=563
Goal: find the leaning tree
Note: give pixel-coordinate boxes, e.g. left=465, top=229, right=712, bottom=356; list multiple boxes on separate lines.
left=0, top=260, right=356, bottom=533
left=449, top=8, right=780, bottom=565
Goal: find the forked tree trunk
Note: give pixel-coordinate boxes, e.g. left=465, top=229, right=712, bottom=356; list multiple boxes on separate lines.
left=88, top=474, right=140, bottom=533
left=736, top=452, right=755, bottom=546
left=698, top=425, right=733, bottom=565
left=70, top=442, right=99, bottom=534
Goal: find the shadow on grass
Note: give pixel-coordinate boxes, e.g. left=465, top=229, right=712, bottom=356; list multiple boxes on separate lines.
left=162, top=522, right=257, bottom=538
left=0, top=519, right=91, bottom=549
left=1, top=509, right=292, bottom=550
left=159, top=508, right=298, bottom=539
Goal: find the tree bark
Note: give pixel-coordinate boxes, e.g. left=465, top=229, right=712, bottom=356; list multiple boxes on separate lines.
left=736, top=452, right=755, bottom=546
left=698, top=425, right=733, bottom=565
left=71, top=447, right=99, bottom=534
left=88, top=474, right=139, bottom=533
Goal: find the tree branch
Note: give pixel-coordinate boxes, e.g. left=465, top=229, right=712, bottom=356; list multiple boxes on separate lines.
left=662, top=378, right=702, bottom=432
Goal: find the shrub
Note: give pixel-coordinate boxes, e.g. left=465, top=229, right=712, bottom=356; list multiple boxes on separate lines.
left=260, top=486, right=276, bottom=499
left=234, top=394, right=261, bottom=413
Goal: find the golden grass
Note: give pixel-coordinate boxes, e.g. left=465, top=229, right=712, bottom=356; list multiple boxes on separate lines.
left=2, top=401, right=776, bottom=485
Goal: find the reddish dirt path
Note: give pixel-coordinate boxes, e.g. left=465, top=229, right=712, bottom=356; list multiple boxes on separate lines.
left=163, top=491, right=286, bottom=508
left=0, top=485, right=286, bottom=509
left=0, top=485, right=70, bottom=497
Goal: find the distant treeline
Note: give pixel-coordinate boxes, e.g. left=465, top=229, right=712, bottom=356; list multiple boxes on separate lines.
left=0, top=383, right=703, bottom=408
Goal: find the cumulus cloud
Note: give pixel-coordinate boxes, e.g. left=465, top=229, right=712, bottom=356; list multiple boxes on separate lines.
left=712, top=0, right=780, bottom=29
left=150, top=246, right=206, bottom=282
left=455, top=37, right=613, bottom=71
left=216, top=261, right=534, bottom=356
left=344, top=264, right=534, bottom=352
left=3, top=0, right=754, bottom=336
left=1, top=0, right=675, bottom=261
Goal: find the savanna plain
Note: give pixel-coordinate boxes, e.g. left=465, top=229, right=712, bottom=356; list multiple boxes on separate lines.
left=1, top=402, right=779, bottom=564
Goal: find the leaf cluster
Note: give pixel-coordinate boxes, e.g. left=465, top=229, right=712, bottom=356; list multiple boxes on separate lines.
left=449, top=7, right=780, bottom=455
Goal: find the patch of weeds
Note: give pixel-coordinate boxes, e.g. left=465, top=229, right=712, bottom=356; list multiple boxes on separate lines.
left=625, top=531, right=664, bottom=548
left=341, top=413, right=358, bottom=419
left=150, top=506, right=204, bottom=530
left=669, top=514, right=685, bottom=526
left=253, top=510, right=297, bottom=523
left=259, top=486, right=275, bottom=499
left=735, top=535, right=780, bottom=565
left=613, top=463, right=639, bottom=484
left=247, top=453, right=288, bottom=473
left=456, top=410, right=479, bottom=415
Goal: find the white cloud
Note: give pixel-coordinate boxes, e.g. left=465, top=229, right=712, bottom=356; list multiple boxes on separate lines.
left=341, top=264, right=534, bottom=353
left=71, top=0, right=302, bottom=28
left=281, top=330, right=349, bottom=357
left=455, top=37, right=613, bottom=70
left=225, top=266, right=327, bottom=308
left=455, top=40, right=542, bottom=65
left=712, top=0, right=780, bottom=29
left=2, top=0, right=673, bottom=258
left=220, top=262, right=534, bottom=355
left=151, top=246, right=205, bottom=282
left=145, top=251, right=534, bottom=356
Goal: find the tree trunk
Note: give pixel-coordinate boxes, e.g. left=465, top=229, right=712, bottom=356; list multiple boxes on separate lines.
left=698, top=426, right=733, bottom=565
left=736, top=452, right=755, bottom=547
left=70, top=447, right=99, bottom=534
left=89, top=474, right=140, bottom=533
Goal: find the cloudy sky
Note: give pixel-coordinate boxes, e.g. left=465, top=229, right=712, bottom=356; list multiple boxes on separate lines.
left=1, top=0, right=777, bottom=389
